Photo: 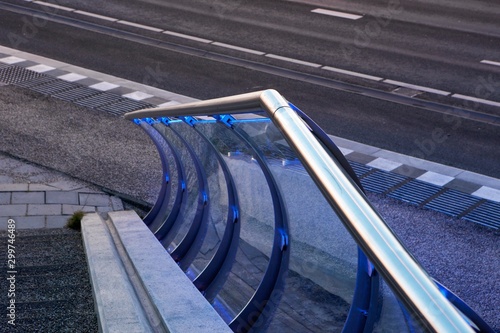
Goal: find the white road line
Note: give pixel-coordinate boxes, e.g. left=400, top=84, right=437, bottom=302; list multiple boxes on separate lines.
left=212, top=42, right=265, bottom=56
left=311, top=8, right=363, bottom=20
left=452, top=94, right=500, bottom=108
left=117, top=20, right=164, bottom=33
left=322, top=66, right=383, bottom=81
left=74, top=10, right=117, bottom=22
left=265, top=54, right=322, bottom=68
left=480, top=60, right=500, bottom=67
left=383, top=79, right=450, bottom=96
left=34, top=1, right=74, bottom=11
left=163, top=31, right=212, bottom=44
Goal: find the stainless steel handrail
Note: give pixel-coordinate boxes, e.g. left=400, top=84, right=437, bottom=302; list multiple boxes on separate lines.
left=125, top=89, right=474, bottom=333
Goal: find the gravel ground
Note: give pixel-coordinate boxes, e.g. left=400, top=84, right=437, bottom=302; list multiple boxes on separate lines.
left=368, top=192, right=499, bottom=331
left=0, top=85, right=498, bottom=331
left=0, top=86, right=162, bottom=204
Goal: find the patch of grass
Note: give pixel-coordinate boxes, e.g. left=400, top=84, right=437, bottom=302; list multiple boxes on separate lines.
left=66, top=210, right=86, bottom=230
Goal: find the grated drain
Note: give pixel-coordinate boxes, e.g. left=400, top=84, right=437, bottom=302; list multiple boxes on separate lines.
left=53, top=86, right=103, bottom=102
left=388, top=180, right=442, bottom=206
left=73, top=92, right=124, bottom=109
left=463, top=201, right=500, bottom=229
left=0, top=65, right=44, bottom=84
left=14, top=75, right=58, bottom=89
left=96, top=99, right=155, bottom=116
left=425, top=189, right=482, bottom=217
left=349, top=161, right=373, bottom=178
left=360, top=170, right=408, bottom=194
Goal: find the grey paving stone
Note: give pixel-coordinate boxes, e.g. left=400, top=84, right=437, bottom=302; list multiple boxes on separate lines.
left=0, top=184, right=29, bottom=191
left=46, top=215, right=71, bottom=228
left=13, top=215, right=45, bottom=229
left=46, top=191, right=79, bottom=204
left=444, top=178, right=482, bottom=194
left=62, top=204, right=96, bottom=215
left=345, top=151, right=376, bottom=165
left=0, top=204, right=27, bottom=216
left=76, top=77, right=101, bottom=87
left=143, top=96, right=168, bottom=105
left=11, top=191, right=45, bottom=204
left=27, top=204, right=61, bottom=216
left=392, top=165, right=427, bottom=179
left=96, top=206, right=113, bottom=213
left=44, top=68, right=69, bottom=77
left=110, top=196, right=124, bottom=211
left=107, top=86, right=135, bottom=96
left=79, top=193, right=110, bottom=207
left=0, top=192, right=11, bottom=204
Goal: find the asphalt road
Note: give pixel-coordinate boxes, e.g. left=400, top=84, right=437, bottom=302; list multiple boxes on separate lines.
left=0, top=0, right=499, bottom=180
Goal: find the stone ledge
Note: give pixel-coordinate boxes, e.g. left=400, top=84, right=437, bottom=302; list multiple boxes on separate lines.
left=108, top=211, right=232, bottom=333
left=82, top=211, right=231, bottom=333
left=82, top=213, right=152, bottom=333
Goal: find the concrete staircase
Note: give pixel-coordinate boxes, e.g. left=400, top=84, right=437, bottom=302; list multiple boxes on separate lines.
left=0, top=228, right=98, bottom=332
left=81, top=211, right=231, bottom=333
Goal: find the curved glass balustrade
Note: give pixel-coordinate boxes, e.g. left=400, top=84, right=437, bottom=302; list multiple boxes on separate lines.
left=125, top=90, right=494, bottom=333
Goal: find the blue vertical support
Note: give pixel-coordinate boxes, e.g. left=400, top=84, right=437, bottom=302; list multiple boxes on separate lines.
left=215, top=115, right=290, bottom=333
left=133, top=119, right=172, bottom=227
left=167, top=121, right=210, bottom=271
left=190, top=125, right=241, bottom=302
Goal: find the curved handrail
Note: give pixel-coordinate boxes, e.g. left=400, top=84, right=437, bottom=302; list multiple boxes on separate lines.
left=125, top=89, right=476, bottom=333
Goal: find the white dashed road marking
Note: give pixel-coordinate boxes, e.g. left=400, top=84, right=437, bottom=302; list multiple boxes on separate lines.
left=480, top=60, right=500, bottom=67
left=311, top=8, right=363, bottom=20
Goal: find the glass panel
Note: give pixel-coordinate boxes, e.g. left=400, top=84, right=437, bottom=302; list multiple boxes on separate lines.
left=197, top=121, right=275, bottom=322
left=234, top=119, right=357, bottom=331
left=153, top=122, right=200, bottom=250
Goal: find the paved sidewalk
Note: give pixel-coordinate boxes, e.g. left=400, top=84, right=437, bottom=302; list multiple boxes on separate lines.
left=0, top=152, right=123, bottom=230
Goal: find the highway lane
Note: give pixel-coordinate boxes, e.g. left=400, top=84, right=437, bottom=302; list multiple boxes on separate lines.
left=10, top=0, right=499, bottom=102
left=0, top=0, right=499, bottom=179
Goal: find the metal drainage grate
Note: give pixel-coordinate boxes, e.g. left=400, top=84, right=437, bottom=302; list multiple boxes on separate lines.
left=463, top=201, right=500, bottom=229
left=14, top=75, right=57, bottom=89
left=349, top=161, right=372, bottom=178
left=24, top=78, right=79, bottom=96
left=52, top=86, right=103, bottom=102
left=424, top=189, right=482, bottom=217
left=0, top=65, right=44, bottom=84
left=388, top=180, right=442, bottom=206
left=73, top=92, right=124, bottom=109
left=96, top=99, right=155, bottom=116
left=360, top=170, right=408, bottom=194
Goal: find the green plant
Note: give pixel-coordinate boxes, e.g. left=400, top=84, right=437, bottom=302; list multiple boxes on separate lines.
left=66, top=210, right=86, bottom=230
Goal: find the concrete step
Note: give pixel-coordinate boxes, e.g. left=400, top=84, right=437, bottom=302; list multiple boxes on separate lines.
left=82, top=211, right=232, bottom=333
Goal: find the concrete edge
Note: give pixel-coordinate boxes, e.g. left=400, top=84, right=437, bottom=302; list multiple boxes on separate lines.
left=81, top=213, right=152, bottom=333
left=108, top=210, right=232, bottom=333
